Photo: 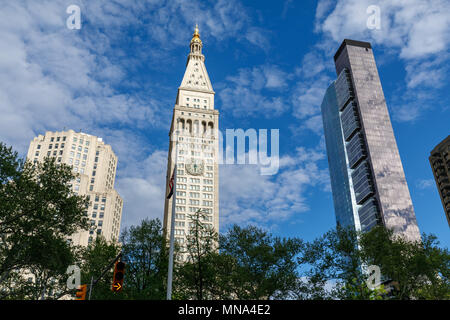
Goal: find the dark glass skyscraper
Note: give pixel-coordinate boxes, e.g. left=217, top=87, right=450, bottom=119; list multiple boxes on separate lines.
left=429, top=135, right=450, bottom=227
left=321, top=39, right=421, bottom=241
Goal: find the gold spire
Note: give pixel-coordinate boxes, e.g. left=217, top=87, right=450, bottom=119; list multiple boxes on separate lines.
left=194, top=24, right=199, bottom=36
left=190, top=24, right=202, bottom=46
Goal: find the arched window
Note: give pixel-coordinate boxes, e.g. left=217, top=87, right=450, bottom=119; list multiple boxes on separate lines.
left=186, top=119, right=192, bottom=135
left=208, top=122, right=214, bottom=136
left=201, top=121, right=207, bottom=135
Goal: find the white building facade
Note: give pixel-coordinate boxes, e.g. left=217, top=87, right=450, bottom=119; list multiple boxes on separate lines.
left=27, top=129, right=123, bottom=246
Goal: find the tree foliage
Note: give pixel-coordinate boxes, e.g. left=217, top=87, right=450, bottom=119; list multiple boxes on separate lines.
left=359, top=226, right=450, bottom=299
left=175, top=209, right=218, bottom=300
left=218, top=225, right=303, bottom=299
left=1, top=142, right=449, bottom=300
left=0, top=142, right=89, bottom=299
left=296, top=225, right=449, bottom=300
left=120, top=218, right=168, bottom=299
left=78, top=236, right=121, bottom=300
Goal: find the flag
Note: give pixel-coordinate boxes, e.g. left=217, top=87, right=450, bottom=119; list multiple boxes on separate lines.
left=167, top=169, right=175, bottom=199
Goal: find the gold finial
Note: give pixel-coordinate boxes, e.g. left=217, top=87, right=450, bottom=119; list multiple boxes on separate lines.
left=190, top=24, right=202, bottom=45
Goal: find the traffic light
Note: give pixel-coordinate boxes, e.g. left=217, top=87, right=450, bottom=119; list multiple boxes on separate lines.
left=75, top=284, right=87, bottom=300
left=112, top=260, right=125, bottom=292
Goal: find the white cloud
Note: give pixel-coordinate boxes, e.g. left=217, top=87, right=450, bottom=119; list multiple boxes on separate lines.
left=219, top=147, right=328, bottom=229
left=0, top=0, right=264, bottom=151
left=392, top=105, right=422, bottom=123
left=416, top=179, right=435, bottom=190
left=245, top=27, right=271, bottom=51
left=218, top=65, right=290, bottom=118
left=116, top=150, right=167, bottom=229
left=405, top=54, right=449, bottom=89
left=291, top=74, right=331, bottom=120
left=0, top=0, right=269, bottom=231
left=311, top=0, right=450, bottom=123
left=0, top=1, right=162, bottom=154
left=316, top=0, right=450, bottom=60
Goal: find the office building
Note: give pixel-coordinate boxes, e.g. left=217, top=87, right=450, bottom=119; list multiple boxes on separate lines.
left=321, top=39, right=421, bottom=241
left=429, top=135, right=450, bottom=227
left=27, top=129, right=123, bottom=246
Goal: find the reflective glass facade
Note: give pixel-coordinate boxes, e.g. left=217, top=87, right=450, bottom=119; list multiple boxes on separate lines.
left=321, top=83, right=359, bottom=230
left=322, top=40, right=421, bottom=241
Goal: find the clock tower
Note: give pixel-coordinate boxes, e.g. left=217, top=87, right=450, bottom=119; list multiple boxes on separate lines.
left=163, top=25, right=220, bottom=260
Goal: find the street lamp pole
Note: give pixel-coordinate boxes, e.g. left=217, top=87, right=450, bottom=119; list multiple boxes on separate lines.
left=166, top=128, right=179, bottom=300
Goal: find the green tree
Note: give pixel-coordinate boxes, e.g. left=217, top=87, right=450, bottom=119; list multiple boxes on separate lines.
left=297, top=225, right=449, bottom=300
left=359, top=226, right=450, bottom=300
left=298, top=226, right=372, bottom=300
left=219, top=225, right=303, bottom=299
left=79, top=235, right=121, bottom=300
left=120, top=218, right=169, bottom=299
left=175, top=209, right=217, bottom=300
left=0, top=142, right=89, bottom=299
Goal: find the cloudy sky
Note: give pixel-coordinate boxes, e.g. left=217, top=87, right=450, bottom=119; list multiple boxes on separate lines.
left=1, top=0, right=449, bottom=247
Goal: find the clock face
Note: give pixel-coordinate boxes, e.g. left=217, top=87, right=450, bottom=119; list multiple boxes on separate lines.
left=185, top=158, right=204, bottom=176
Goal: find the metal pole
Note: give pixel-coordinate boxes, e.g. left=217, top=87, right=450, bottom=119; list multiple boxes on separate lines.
left=88, top=276, right=94, bottom=300
left=87, top=252, right=122, bottom=300
left=41, top=283, right=45, bottom=300
left=167, top=129, right=179, bottom=300
left=93, top=252, right=122, bottom=287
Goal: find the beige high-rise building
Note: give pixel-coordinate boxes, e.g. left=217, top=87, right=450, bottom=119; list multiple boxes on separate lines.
left=163, top=25, right=220, bottom=260
left=26, top=129, right=123, bottom=246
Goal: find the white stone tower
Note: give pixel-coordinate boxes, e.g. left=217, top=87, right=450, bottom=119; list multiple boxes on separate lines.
left=163, top=25, right=220, bottom=260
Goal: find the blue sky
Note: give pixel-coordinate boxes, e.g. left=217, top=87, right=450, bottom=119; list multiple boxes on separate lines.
left=0, top=0, right=449, bottom=248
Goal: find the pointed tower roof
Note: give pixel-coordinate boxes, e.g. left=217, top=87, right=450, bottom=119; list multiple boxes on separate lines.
left=178, top=25, right=214, bottom=93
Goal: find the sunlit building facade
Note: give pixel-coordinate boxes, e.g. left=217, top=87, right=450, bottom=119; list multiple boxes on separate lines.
left=321, top=39, right=421, bottom=241
left=27, top=129, right=123, bottom=246
left=163, top=26, right=220, bottom=261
